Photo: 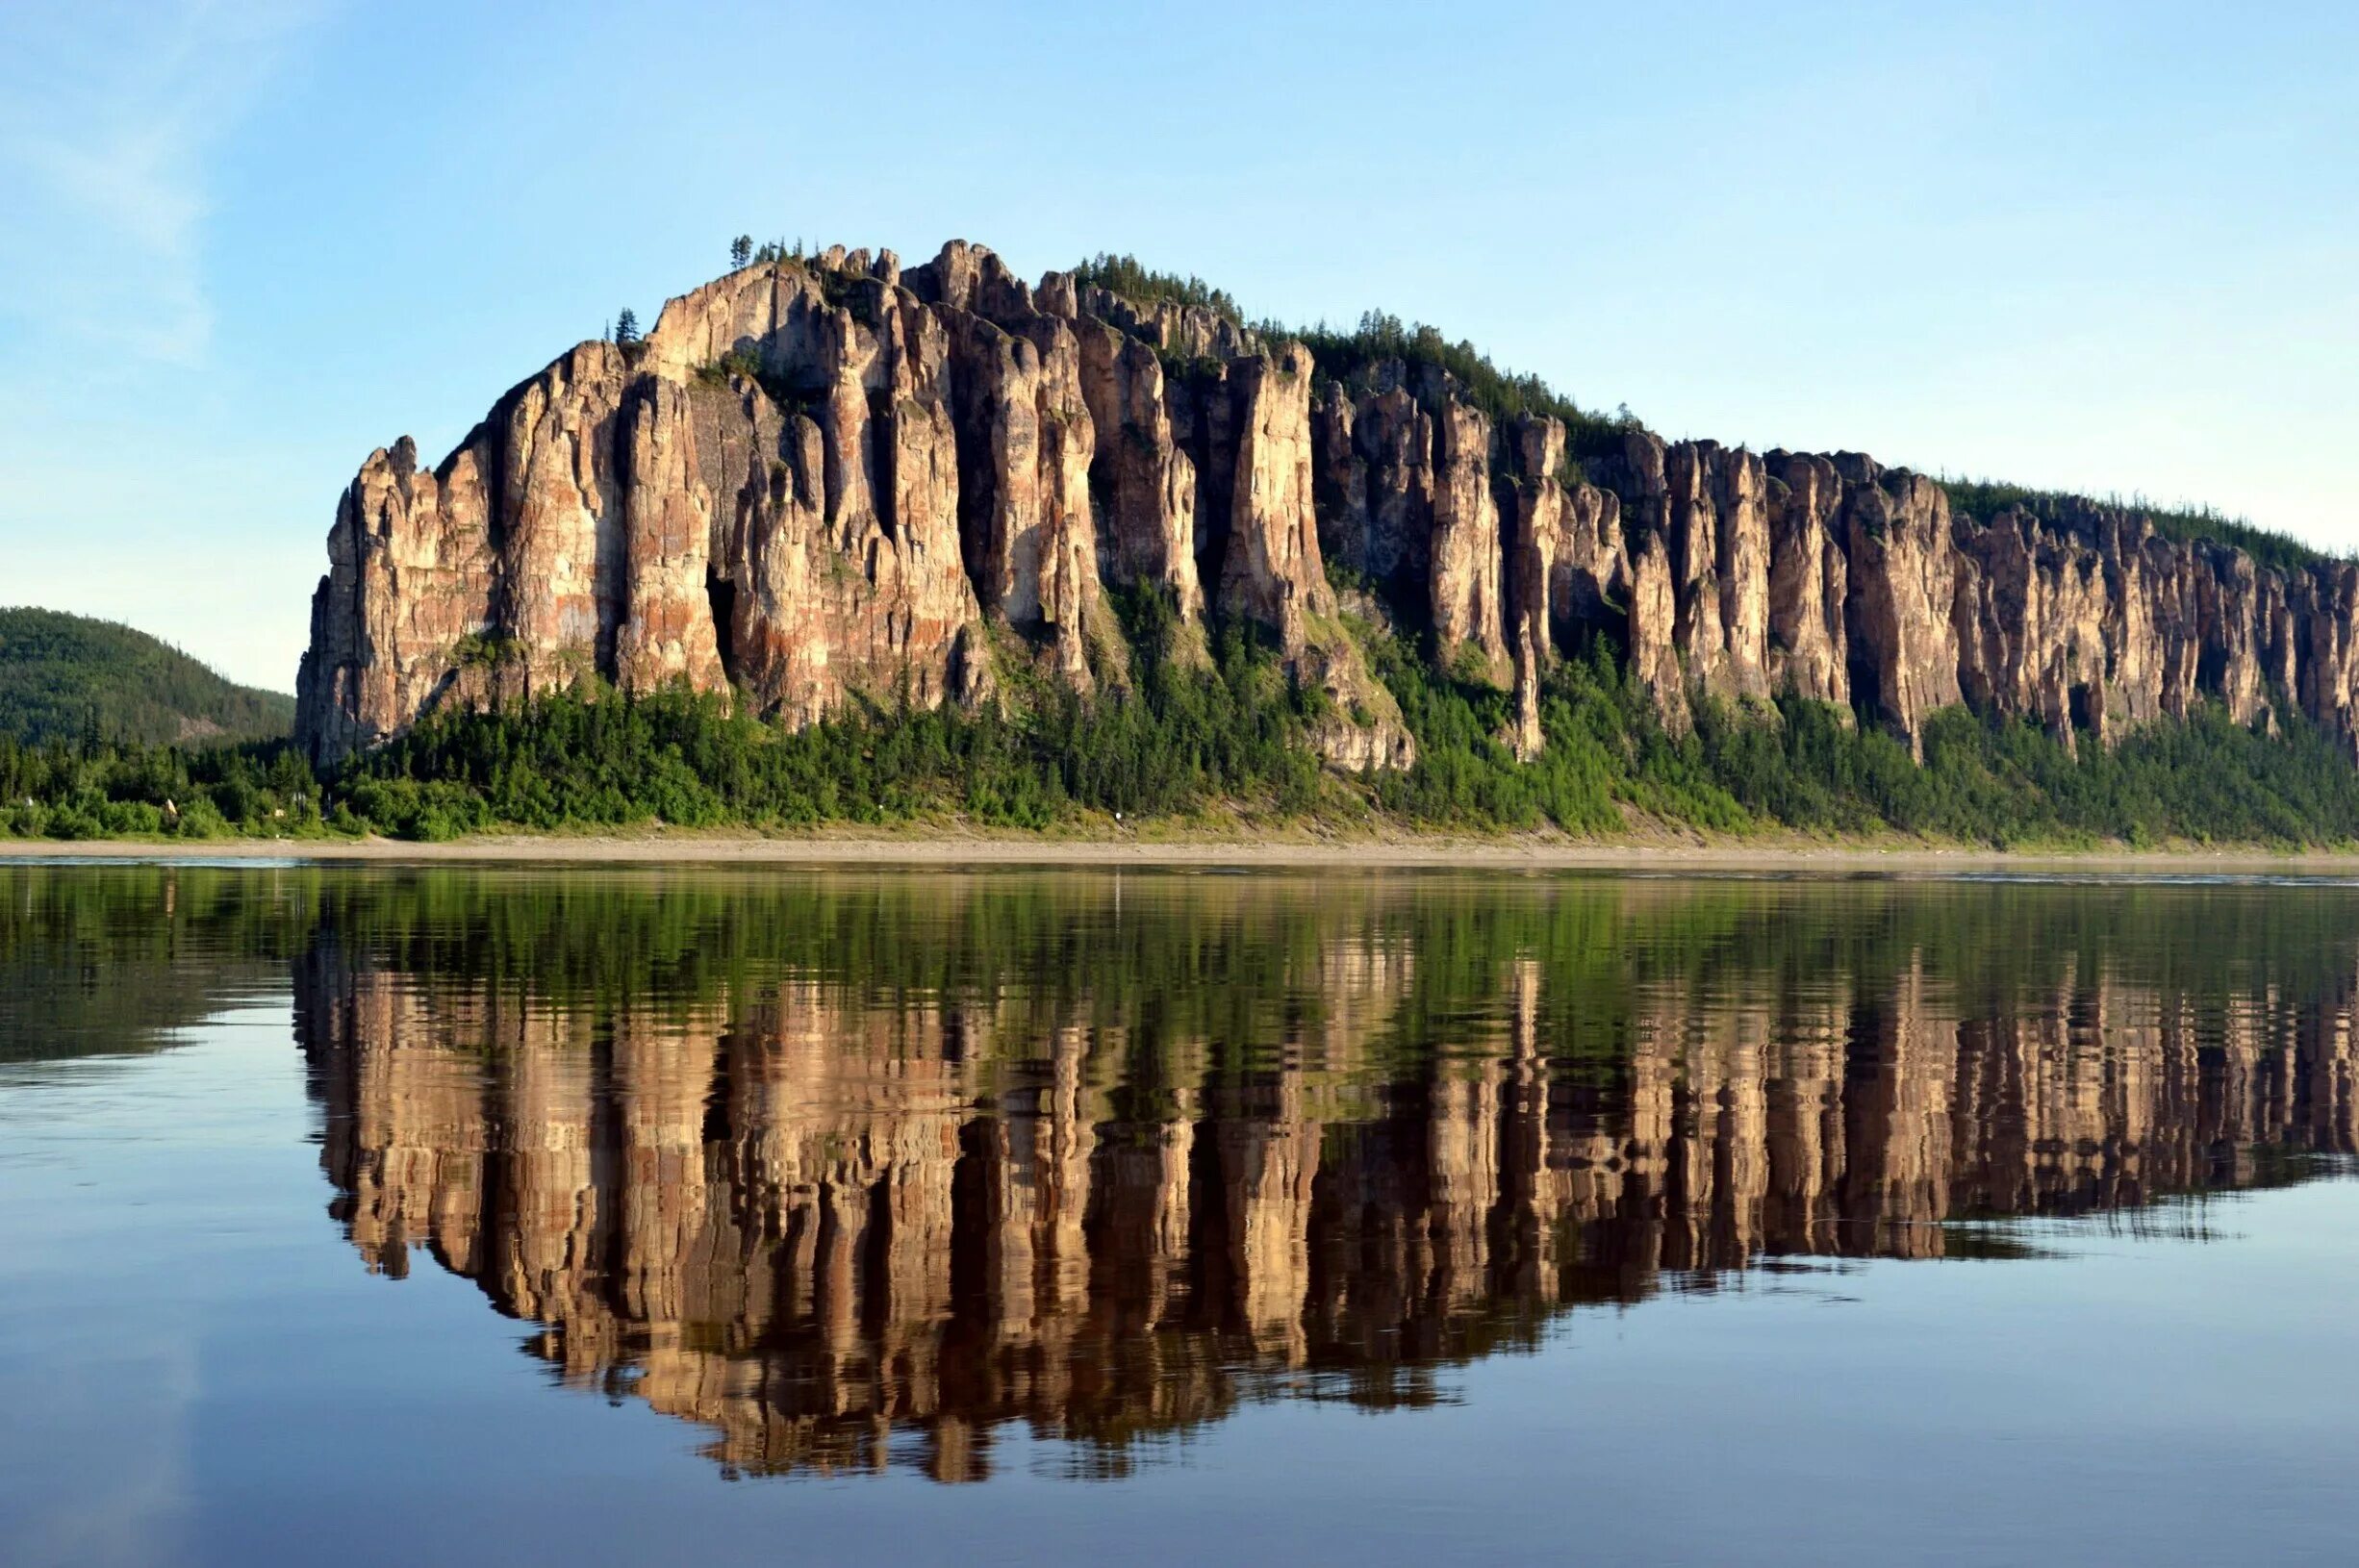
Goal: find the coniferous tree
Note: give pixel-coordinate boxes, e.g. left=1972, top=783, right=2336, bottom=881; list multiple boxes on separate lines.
left=614, top=308, right=639, bottom=344
left=730, top=235, right=752, bottom=268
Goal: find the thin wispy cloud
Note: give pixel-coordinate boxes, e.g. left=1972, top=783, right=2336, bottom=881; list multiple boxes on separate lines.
left=0, top=0, right=323, bottom=372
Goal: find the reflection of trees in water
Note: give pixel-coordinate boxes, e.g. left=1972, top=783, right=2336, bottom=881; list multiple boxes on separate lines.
left=284, top=870, right=2359, bottom=1482
left=0, top=864, right=309, bottom=1061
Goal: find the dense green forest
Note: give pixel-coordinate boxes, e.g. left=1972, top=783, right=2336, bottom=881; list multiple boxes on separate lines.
left=0, top=607, right=294, bottom=747
left=7, top=587, right=2359, bottom=847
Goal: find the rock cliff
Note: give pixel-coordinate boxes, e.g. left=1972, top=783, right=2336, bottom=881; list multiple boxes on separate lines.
left=297, top=239, right=2354, bottom=772
left=298, top=240, right=1417, bottom=770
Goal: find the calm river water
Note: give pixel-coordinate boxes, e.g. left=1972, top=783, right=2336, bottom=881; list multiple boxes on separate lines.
left=2, top=863, right=2356, bottom=1566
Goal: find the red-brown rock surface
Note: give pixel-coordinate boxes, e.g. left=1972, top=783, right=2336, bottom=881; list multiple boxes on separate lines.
left=299, top=242, right=1415, bottom=770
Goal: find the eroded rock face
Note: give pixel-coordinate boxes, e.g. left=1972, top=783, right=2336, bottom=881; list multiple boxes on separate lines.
left=1217, top=343, right=1327, bottom=652
left=1074, top=283, right=1257, bottom=363
left=615, top=378, right=727, bottom=695
left=296, top=435, right=497, bottom=764
left=1953, top=508, right=2116, bottom=748
left=1073, top=321, right=1201, bottom=618
left=299, top=237, right=2358, bottom=777
left=1611, top=437, right=1778, bottom=711
left=2296, top=566, right=2359, bottom=750
left=299, top=256, right=998, bottom=758
left=1840, top=466, right=1965, bottom=752
left=1711, top=448, right=1773, bottom=702
left=942, top=303, right=1110, bottom=690
left=1312, top=379, right=1436, bottom=596
left=493, top=342, right=633, bottom=687
left=1501, top=418, right=1562, bottom=696
left=1505, top=621, right=1544, bottom=762
left=1627, top=529, right=1689, bottom=734
left=1429, top=401, right=1509, bottom=684
left=1209, top=342, right=1416, bottom=767
left=298, top=243, right=1409, bottom=771
left=1600, top=443, right=2359, bottom=760
left=944, top=316, right=1055, bottom=619
left=1503, top=417, right=1626, bottom=659
left=1763, top=454, right=1849, bottom=708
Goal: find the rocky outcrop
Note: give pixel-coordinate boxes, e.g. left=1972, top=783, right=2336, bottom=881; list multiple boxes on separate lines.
left=1218, top=344, right=1326, bottom=649
left=1315, top=380, right=1433, bottom=590
left=940, top=298, right=1110, bottom=689
left=1428, top=400, right=1509, bottom=683
left=1504, top=415, right=1625, bottom=661
left=1625, top=529, right=1687, bottom=731
left=1763, top=453, right=1849, bottom=706
left=299, top=237, right=2355, bottom=776
left=1584, top=437, right=2355, bottom=760
left=1073, top=282, right=1258, bottom=363
left=1210, top=346, right=1414, bottom=768
left=1074, top=321, right=1201, bottom=619
left=297, top=436, right=497, bottom=766
left=615, top=378, right=728, bottom=694
left=1952, top=507, right=2114, bottom=746
left=1840, top=462, right=1965, bottom=751
left=299, top=241, right=1416, bottom=771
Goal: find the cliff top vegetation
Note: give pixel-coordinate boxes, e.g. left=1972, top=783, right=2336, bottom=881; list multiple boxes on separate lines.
left=1074, top=248, right=2328, bottom=565
left=1940, top=478, right=2333, bottom=572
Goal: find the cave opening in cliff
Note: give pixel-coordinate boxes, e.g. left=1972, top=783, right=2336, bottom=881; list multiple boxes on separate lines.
left=1559, top=595, right=1631, bottom=670
left=2197, top=645, right=2229, bottom=695
left=2069, top=682, right=2098, bottom=736
left=706, top=569, right=738, bottom=666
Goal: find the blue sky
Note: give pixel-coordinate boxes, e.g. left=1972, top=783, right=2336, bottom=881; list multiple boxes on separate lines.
left=3, top=0, right=2354, bottom=691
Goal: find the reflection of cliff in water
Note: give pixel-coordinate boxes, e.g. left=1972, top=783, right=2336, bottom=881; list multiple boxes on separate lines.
left=293, top=873, right=2359, bottom=1481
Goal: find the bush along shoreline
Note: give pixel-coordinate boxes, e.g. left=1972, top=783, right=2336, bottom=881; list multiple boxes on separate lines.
left=9, top=592, right=2359, bottom=849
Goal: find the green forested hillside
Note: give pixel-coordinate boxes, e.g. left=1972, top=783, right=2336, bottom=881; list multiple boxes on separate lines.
left=0, top=608, right=293, bottom=746
left=9, top=589, right=2359, bottom=847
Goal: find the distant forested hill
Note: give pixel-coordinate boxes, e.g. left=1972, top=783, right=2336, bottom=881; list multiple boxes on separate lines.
left=0, top=608, right=293, bottom=746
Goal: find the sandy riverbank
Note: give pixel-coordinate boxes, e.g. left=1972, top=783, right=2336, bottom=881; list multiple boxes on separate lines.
left=3, top=829, right=2355, bottom=873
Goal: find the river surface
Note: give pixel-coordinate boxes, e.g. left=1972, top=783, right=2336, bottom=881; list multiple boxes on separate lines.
left=2, top=863, right=2356, bottom=1566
